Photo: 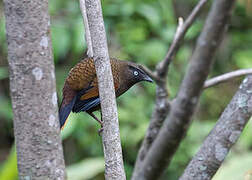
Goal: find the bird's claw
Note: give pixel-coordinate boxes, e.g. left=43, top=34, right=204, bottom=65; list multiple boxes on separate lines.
left=98, top=127, right=104, bottom=136
left=98, top=120, right=104, bottom=136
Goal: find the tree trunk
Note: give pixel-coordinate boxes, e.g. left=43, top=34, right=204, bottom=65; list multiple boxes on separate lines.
left=3, top=0, right=66, bottom=179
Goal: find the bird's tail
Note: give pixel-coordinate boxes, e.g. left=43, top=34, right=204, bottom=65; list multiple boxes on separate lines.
left=59, top=82, right=77, bottom=130
left=59, top=96, right=77, bottom=130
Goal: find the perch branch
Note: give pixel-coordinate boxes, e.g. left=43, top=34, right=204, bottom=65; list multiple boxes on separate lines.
left=204, top=68, right=252, bottom=88
left=180, top=75, right=252, bottom=180
left=80, top=0, right=126, bottom=179
left=132, top=0, right=236, bottom=179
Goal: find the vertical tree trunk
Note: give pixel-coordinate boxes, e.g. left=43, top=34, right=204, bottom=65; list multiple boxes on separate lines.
left=3, top=0, right=66, bottom=179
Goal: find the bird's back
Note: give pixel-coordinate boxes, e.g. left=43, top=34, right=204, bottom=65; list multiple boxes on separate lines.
left=66, top=58, right=121, bottom=90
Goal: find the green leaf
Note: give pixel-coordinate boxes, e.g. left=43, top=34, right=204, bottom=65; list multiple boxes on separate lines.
left=213, top=152, right=252, bottom=180
left=0, top=67, right=8, bottom=80
left=237, top=117, right=252, bottom=149
left=160, top=25, right=177, bottom=43
left=185, top=21, right=203, bottom=40
left=137, top=39, right=167, bottom=64
left=61, top=113, right=78, bottom=140
left=0, top=146, right=18, bottom=180
left=0, top=17, right=7, bottom=52
left=51, top=24, right=71, bottom=62
left=72, top=18, right=86, bottom=54
left=66, top=157, right=104, bottom=180
left=0, top=96, right=13, bottom=121
left=233, top=50, right=252, bottom=68
left=137, top=4, right=161, bottom=29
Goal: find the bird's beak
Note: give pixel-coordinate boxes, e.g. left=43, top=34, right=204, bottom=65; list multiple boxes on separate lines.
left=143, top=75, right=154, bottom=83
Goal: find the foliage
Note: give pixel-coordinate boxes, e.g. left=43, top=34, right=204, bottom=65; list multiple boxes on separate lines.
left=66, top=157, right=104, bottom=180
left=0, top=0, right=252, bottom=179
left=0, top=146, right=18, bottom=180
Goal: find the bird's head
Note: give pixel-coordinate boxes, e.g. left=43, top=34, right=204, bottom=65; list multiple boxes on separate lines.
left=128, top=63, right=153, bottom=83
left=120, top=61, right=153, bottom=85
left=112, top=59, right=154, bottom=96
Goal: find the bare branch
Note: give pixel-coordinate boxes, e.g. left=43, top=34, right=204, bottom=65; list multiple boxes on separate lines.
left=132, top=0, right=209, bottom=178
left=180, top=75, right=252, bottom=180
left=157, top=0, right=209, bottom=77
left=82, top=0, right=126, bottom=179
left=174, top=17, right=184, bottom=40
left=204, top=68, right=252, bottom=88
left=132, top=0, right=236, bottom=179
left=3, top=0, right=65, bottom=179
left=79, top=0, right=93, bottom=57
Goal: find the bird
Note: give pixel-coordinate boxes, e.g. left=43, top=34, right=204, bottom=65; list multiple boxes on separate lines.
left=59, top=57, right=153, bottom=129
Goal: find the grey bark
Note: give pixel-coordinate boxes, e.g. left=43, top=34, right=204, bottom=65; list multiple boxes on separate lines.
left=82, top=0, right=126, bottom=179
left=80, top=0, right=93, bottom=57
left=132, top=0, right=209, bottom=178
left=132, top=0, right=236, bottom=179
left=180, top=75, right=252, bottom=180
left=3, top=0, right=65, bottom=179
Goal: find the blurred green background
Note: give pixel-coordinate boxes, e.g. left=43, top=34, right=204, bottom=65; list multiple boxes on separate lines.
left=0, top=0, right=252, bottom=179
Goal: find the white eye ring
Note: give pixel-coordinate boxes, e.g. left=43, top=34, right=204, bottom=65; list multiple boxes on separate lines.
left=134, top=71, right=139, bottom=76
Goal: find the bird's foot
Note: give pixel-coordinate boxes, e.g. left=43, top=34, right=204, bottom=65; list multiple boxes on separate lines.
left=98, top=127, right=103, bottom=136
left=98, top=120, right=104, bottom=136
left=87, top=112, right=104, bottom=135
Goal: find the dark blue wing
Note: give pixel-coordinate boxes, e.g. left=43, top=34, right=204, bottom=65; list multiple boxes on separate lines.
left=72, top=97, right=100, bottom=113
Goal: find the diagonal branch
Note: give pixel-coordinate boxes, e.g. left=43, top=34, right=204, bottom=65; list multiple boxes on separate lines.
left=157, top=0, right=209, bottom=78
left=180, top=75, right=252, bottom=180
left=132, top=0, right=236, bottom=179
left=80, top=0, right=126, bottom=179
left=204, top=68, right=252, bottom=88
left=132, top=0, right=209, bottom=177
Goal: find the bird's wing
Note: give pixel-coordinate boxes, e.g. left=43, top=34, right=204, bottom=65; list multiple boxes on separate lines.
left=72, top=76, right=120, bottom=113
left=72, top=96, right=100, bottom=113
left=72, top=80, right=100, bottom=113
left=80, top=78, right=99, bottom=101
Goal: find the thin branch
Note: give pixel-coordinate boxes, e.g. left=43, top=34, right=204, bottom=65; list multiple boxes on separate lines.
left=174, top=17, right=184, bottom=43
left=132, top=0, right=209, bottom=178
left=79, top=0, right=93, bottom=57
left=180, top=75, right=252, bottom=180
left=204, top=68, right=252, bottom=88
left=157, top=0, right=209, bottom=77
left=81, top=0, right=126, bottom=179
left=132, top=0, right=236, bottom=179
left=139, top=18, right=184, bottom=84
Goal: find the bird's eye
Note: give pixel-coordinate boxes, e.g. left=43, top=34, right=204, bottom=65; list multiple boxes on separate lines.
left=133, top=71, right=139, bottom=76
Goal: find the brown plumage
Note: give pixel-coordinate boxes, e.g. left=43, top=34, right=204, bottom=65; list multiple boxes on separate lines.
left=59, top=57, right=153, bottom=129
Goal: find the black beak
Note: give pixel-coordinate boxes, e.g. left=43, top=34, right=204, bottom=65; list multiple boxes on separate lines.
left=143, top=75, right=154, bottom=83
